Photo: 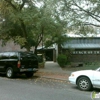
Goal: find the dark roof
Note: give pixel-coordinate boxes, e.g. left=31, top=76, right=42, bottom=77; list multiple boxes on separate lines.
left=62, top=37, right=100, bottom=49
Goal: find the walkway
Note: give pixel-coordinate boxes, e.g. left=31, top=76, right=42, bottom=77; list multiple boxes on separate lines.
left=35, top=61, right=72, bottom=81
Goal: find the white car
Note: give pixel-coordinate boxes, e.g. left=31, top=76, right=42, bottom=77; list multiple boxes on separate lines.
left=68, top=67, right=100, bottom=91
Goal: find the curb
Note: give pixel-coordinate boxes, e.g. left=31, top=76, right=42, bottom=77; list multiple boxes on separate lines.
left=40, top=76, right=69, bottom=82
left=34, top=71, right=70, bottom=81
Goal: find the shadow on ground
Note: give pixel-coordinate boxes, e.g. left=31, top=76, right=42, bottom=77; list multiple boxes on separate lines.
left=0, top=73, right=40, bottom=80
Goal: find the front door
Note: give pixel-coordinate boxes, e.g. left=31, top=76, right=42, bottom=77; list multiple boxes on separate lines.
left=93, top=71, right=100, bottom=87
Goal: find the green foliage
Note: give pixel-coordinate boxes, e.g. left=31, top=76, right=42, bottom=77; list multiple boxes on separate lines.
left=65, top=49, right=73, bottom=63
left=45, top=34, right=68, bottom=48
left=57, top=54, right=67, bottom=67
left=0, top=0, right=67, bottom=52
left=14, top=36, right=26, bottom=46
left=0, top=0, right=100, bottom=51
left=61, top=0, right=100, bottom=36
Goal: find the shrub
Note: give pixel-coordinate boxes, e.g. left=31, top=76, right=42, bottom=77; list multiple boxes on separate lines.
left=37, top=54, right=45, bottom=68
left=39, top=62, right=45, bottom=68
left=57, top=54, right=67, bottom=67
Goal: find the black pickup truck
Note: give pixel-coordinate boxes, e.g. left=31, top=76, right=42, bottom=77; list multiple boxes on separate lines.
left=0, top=51, right=38, bottom=78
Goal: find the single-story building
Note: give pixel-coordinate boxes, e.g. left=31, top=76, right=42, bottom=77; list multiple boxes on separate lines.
left=37, top=45, right=57, bottom=62
left=62, top=37, right=100, bottom=62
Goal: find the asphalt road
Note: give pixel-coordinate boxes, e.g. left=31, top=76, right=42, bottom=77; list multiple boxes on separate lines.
left=0, top=75, right=98, bottom=100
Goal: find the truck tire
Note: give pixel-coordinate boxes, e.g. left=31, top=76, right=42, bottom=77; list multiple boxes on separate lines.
left=6, top=67, right=14, bottom=78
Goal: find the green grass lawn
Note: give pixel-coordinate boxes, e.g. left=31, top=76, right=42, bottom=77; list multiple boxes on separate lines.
left=63, top=62, right=100, bottom=71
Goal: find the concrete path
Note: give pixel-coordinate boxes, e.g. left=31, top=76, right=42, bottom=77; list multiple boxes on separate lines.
left=35, top=61, right=72, bottom=81
left=42, top=61, right=62, bottom=72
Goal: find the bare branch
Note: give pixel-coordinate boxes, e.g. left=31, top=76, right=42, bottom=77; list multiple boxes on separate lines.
left=84, top=22, right=100, bottom=27
left=72, top=0, right=100, bottom=23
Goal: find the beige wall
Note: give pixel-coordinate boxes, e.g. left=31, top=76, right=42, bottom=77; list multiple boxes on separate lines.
left=0, top=41, right=26, bottom=52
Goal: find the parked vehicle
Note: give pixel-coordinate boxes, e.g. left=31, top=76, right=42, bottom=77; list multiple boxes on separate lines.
left=69, top=67, right=100, bottom=91
left=0, top=51, right=38, bottom=78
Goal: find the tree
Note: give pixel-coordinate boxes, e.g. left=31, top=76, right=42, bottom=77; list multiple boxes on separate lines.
left=73, top=0, right=100, bottom=35
left=59, top=0, right=100, bottom=36
left=0, top=0, right=68, bottom=53
left=0, top=0, right=38, bottom=51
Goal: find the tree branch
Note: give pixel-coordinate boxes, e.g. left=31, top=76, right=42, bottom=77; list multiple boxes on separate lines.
left=72, top=0, right=100, bottom=23
left=84, top=22, right=100, bottom=27
left=5, top=0, right=17, bottom=11
left=20, top=0, right=27, bottom=10
left=19, top=19, right=27, bottom=39
left=36, top=34, right=43, bottom=47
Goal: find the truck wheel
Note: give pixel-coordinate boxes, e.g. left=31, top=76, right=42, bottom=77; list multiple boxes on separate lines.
left=6, top=67, right=14, bottom=78
left=25, top=72, right=34, bottom=78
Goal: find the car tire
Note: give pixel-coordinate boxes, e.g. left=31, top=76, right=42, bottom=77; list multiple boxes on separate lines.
left=77, top=77, right=92, bottom=91
left=6, top=67, right=14, bottom=78
left=25, top=72, right=34, bottom=78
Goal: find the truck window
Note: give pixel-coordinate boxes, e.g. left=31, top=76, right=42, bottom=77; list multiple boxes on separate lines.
left=20, top=52, right=37, bottom=60
left=0, top=53, right=3, bottom=59
left=9, top=52, right=18, bottom=59
left=2, top=52, right=10, bottom=59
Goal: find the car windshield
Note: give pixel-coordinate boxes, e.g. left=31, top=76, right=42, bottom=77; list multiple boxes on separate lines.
left=95, top=67, right=100, bottom=71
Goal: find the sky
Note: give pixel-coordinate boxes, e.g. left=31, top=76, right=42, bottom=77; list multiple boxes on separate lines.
left=67, top=33, right=100, bottom=37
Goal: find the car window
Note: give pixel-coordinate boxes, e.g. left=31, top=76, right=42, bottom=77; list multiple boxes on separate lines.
left=96, top=67, right=100, bottom=71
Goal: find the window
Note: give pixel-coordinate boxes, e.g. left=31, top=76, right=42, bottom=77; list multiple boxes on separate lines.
left=9, top=52, right=18, bottom=59
left=2, top=52, right=10, bottom=59
left=0, top=53, right=3, bottom=59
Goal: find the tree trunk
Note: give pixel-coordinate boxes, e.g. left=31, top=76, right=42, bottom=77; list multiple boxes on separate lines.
left=58, top=44, right=62, bottom=54
left=25, top=45, right=31, bottom=52
left=34, top=46, right=37, bottom=55
left=26, top=48, right=30, bottom=52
